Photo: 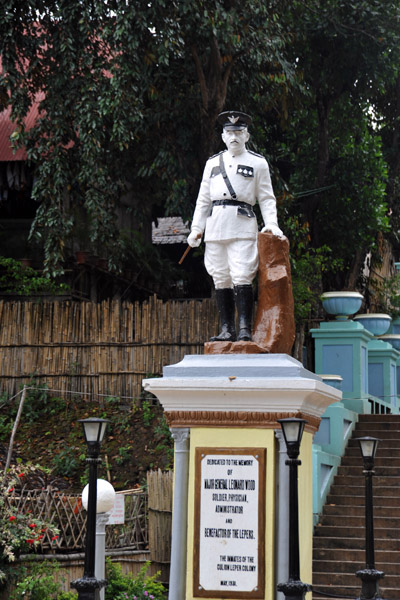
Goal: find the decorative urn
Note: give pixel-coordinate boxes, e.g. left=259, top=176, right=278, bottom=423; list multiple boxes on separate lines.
left=321, top=291, right=363, bottom=320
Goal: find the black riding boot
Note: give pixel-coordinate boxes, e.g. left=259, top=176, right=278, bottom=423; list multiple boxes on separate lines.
left=235, top=284, right=253, bottom=341
left=210, top=288, right=237, bottom=341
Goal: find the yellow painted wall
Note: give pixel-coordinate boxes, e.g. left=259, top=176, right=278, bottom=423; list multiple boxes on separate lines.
left=185, top=427, right=314, bottom=600
left=299, top=431, right=313, bottom=600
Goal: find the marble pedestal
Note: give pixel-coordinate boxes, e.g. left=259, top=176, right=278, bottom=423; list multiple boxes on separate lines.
left=143, top=354, right=340, bottom=600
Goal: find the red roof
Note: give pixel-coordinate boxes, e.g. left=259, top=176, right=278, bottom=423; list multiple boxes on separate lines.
left=0, top=97, right=41, bottom=161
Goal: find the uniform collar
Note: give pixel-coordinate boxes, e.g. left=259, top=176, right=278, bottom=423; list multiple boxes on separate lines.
left=226, top=148, right=248, bottom=159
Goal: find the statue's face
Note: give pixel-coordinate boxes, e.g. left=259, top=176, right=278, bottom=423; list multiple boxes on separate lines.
left=222, top=128, right=249, bottom=155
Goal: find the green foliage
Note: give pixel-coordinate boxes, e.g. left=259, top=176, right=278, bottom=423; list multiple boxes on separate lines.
left=286, top=217, right=344, bottom=323
left=1, top=0, right=398, bottom=301
left=120, top=232, right=180, bottom=293
left=24, top=383, right=66, bottom=423
left=0, top=383, right=66, bottom=446
left=0, top=257, right=68, bottom=296
left=0, top=0, right=299, bottom=276
left=0, top=0, right=399, bottom=307
left=152, top=414, right=173, bottom=470
left=0, top=415, right=13, bottom=439
left=50, top=447, right=79, bottom=478
left=141, top=400, right=153, bottom=427
left=0, top=465, right=58, bottom=583
left=366, top=271, right=400, bottom=317
left=0, top=390, right=14, bottom=438
left=316, top=107, right=389, bottom=268
left=0, top=383, right=172, bottom=490
left=105, top=559, right=166, bottom=600
left=104, top=559, right=132, bottom=600
left=9, top=560, right=77, bottom=600
left=115, top=445, right=133, bottom=466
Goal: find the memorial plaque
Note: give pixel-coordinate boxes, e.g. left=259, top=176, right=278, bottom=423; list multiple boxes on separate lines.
left=193, top=448, right=265, bottom=598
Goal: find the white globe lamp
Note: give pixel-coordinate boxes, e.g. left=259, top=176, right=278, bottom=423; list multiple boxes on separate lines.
left=82, top=479, right=116, bottom=514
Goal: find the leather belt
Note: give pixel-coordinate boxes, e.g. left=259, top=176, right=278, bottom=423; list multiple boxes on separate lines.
left=211, top=199, right=255, bottom=219
left=212, top=200, right=251, bottom=208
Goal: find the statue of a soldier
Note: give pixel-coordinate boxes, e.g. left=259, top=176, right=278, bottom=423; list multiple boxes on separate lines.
left=187, top=110, right=284, bottom=342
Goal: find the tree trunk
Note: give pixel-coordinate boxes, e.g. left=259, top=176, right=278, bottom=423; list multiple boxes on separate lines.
left=293, top=323, right=305, bottom=364
left=191, top=36, right=234, bottom=165
left=303, top=91, right=331, bottom=246
left=4, top=385, right=27, bottom=478
left=386, top=73, right=400, bottom=216
left=316, top=92, right=331, bottom=188
left=345, top=247, right=367, bottom=291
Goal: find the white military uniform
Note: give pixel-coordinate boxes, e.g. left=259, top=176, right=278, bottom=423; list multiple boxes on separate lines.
left=191, top=147, right=278, bottom=288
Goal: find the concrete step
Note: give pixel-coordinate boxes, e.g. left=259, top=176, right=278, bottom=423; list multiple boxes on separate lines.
left=326, top=493, right=400, bottom=507
left=342, top=448, right=400, bottom=466
left=333, top=474, right=400, bottom=486
left=312, top=581, right=398, bottom=600
left=342, top=452, right=400, bottom=464
left=314, top=524, right=400, bottom=539
left=313, top=414, right=400, bottom=599
left=348, top=435, right=400, bottom=446
left=355, top=420, right=400, bottom=431
left=329, top=484, right=400, bottom=496
left=313, top=571, right=399, bottom=588
left=318, top=514, right=400, bottom=528
left=313, top=536, right=400, bottom=551
left=313, top=547, right=400, bottom=563
left=313, top=558, right=399, bottom=575
left=322, top=503, right=400, bottom=518
left=337, top=464, right=400, bottom=476
left=359, top=414, right=400, bottom=421
left=352, top=427, right=400, bottom=439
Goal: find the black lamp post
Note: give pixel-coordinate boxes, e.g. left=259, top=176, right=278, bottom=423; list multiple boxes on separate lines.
left=71, top=417, right=110, bottom=600
left=355, top=436, right=384, bottom=600
left=277, top=418, right=312, bottom=600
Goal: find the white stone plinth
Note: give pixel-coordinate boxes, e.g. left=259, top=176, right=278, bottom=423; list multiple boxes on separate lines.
left=143, top=354, right=341, bottom=424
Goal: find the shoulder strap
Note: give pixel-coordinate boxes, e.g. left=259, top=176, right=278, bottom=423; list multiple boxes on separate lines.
left=209, top=150, right=224, bottom=159
left=248, top=149, right=264, bottom=158
left=219, top=152, right=237, bottom=199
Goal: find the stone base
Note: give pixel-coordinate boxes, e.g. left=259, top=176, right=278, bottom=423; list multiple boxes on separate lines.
left=204, top=340, right=268, bottom=354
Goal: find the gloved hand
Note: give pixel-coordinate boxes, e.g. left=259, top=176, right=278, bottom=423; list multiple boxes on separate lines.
left=261, top=223, right=284, bottom=238
left=187, top=230, right=202, bottom=247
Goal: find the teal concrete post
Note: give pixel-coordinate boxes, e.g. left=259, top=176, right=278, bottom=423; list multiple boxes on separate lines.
left=311, top=320, right=373, bottom=413
left=367, top=339, right=400, bottom=413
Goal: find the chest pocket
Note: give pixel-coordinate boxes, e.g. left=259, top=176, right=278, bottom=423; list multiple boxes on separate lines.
left=210, top=166, right=221, bottom=178
left=237, top=165, right=254, bottom=178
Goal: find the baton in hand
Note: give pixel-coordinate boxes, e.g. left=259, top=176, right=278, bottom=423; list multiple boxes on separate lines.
left=179, top=233, right=202, bottom=265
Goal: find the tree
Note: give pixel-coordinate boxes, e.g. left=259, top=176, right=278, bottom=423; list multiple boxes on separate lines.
left=275, top=0, right=400, bottom=290
left=2, top=0, right=400, bottom=335
left=0, top=1, right=153, bottom=275
left=0, top=0, right=297, bottom=276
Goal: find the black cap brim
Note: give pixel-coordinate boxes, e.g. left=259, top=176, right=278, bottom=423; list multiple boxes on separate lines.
left=217, top=110, right=252, bottom=129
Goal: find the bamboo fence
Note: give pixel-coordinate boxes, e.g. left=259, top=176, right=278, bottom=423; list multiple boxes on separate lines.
left=147, top=469, right=173, bottom=563
left=0, top=296, right=218, bottom=400
left=5, top=487, right=149, bottom=552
